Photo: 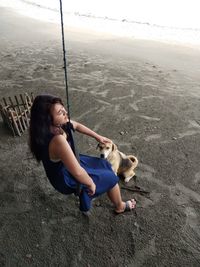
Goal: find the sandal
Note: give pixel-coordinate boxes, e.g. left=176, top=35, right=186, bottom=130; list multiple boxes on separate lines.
left=115, top=199, right=136, bottom=214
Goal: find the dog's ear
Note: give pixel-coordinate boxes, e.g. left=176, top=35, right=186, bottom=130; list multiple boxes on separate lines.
left=96, top=143, right=100, bottom=150
left=112, top=143, right=117, bottom=151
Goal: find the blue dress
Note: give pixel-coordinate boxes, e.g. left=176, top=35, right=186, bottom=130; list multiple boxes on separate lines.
left=41, top=131, right=119, bottom=212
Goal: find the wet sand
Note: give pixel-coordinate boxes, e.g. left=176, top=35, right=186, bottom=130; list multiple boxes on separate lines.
left=0, top=7, right=200, bottom=267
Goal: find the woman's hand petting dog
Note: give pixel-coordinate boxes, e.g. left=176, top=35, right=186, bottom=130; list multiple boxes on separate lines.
left=95, top=134, right=112, bottom=144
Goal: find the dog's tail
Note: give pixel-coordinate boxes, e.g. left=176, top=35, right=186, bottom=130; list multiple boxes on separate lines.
left=128, top=155, right=138, bottom=168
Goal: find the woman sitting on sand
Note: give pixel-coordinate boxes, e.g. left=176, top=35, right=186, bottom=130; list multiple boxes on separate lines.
left=29, top=94, right=136, bottom=214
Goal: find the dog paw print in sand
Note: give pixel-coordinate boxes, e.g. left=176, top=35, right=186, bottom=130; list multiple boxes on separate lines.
left=137, top=163, right=166, bottom=189
left=168, top=182, right=200, bottom=258
left=180, top=207, right=200, bottom=257
left=176, top=120, right=200, bottom=139
left=128, top=237, right=157, bottom=266
left=194, top=172, right=200, bottom=185
left=188, top=120, right=200, bottom=129
left=178, top=130, right=200, bottom=139
left=138, top=115, right=160, bottom=122
left=144, top=134, right=162, bottom=142
left=169, top=182, right=200, bottom=210
left=129, top=95, right=164, bottom=112
left=136, top=163, right=163, bottom=208
left=39, top=220, right=53, bottom=249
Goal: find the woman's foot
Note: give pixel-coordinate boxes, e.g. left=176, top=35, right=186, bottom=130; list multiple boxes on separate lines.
left=115, top=199, right=136, bottom=214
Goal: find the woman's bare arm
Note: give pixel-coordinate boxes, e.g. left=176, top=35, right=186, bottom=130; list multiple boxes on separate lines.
left=71, top=120, right=112, bottom=143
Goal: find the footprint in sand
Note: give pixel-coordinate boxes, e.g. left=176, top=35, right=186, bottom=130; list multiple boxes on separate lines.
left=1, top=191, right=31, bottom=214
left=40, top=221, right=53, bottom=249
left=178, top=130, right=200, bottom=139
left=93, top=122, right=103, bottom=132
left=169, top=182, right=200, bottom=208
left=194, top=172, right=200, bottom=184
left=96, top=99, right=112, bottom=106
left=188, top=120, right=200, bottom=129
left=181, top=207, right=200, bottom=258
left=142, top=95, right=164, bottom=100
left=138, top=115, right=160, bottom=121
left=184, top=207, right=199, bottom=231
left=71, top=87, right=88, bottom=93
left=90, top=89, right=109, bottom=98
left=96, top=106, right=106, bottom=114
left=145, top=134, right=161, bottom=142
left=113, top=104, right=120, bottom=112
left=116, top=141, right=132, bottom=148
left=128, top=237, right=157, bottom=266
left=129, top=100, right=143, bottom=111
left=138, top=163, right=172, bottom=191
left=139, top=163, right=156, bottom=174
left=111, top=94, right=134, bottom=101
left=74, top=107, right=99, bottom=120
left=129, top=95, right=163, bottom=112
left=137, top=163, right=166, bottom=189
left=175, top=183, right=200, bottom=203
left=169, top=186, right=190, bottom=206
left=137, top=191, right=162, bottom=208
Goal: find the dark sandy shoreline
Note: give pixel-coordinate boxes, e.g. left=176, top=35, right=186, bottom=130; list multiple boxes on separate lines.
left=1, top=7, right=200, bottom=267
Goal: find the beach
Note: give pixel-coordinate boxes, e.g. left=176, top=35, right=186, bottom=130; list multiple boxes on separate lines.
left=1, top=6, right=200, bottom=267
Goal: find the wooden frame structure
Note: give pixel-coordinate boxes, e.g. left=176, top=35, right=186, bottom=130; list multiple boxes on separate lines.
left=0, top=93, right=34, bottom=136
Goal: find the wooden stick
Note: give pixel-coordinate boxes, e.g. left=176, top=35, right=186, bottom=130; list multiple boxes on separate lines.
left=31, top=92, right=34, bottom=102
left=24, top=94, right=30, bottom=111
left=121, top=186, right=150, bottom=194
left=15, top=95, right=27, bottom=130
left=8, top=97, right=14, bottom=109
left=0, top=93, right=33, bottom=136
left=14, top=107, right=24, bottom=134
left=20, top=94, right=29, bottom=127
left=20, top=94, right=26, bottom=108
left=2, top=97, right=7, bottom=106
left=9, top=110, right=21, bottom=136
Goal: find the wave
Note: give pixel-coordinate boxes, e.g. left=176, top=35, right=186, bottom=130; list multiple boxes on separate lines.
left=1, top=0, right=200, bottom=45
left=21, top=0, right=59, bottom=13
left=21, top=0, right=200, bottom=31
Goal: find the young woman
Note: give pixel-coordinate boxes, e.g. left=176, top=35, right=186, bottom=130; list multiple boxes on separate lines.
left=29, top=94, right=136, bottom=214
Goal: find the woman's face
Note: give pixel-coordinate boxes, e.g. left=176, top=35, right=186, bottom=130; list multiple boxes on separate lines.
left=50, top=103, right=68, bottom=126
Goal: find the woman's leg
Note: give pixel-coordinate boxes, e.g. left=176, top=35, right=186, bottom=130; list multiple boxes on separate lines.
left=107, top=184, right=136, bottom=213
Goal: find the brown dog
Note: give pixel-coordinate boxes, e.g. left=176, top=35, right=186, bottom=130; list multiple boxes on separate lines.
left=97, top=142, right=138, bottom=183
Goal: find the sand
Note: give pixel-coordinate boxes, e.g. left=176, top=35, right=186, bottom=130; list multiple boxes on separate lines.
left=1, top=7, right=200, bottom=267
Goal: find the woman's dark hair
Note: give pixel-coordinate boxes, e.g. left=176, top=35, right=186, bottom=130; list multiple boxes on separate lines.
left=29, top=94, right=63, bottom=162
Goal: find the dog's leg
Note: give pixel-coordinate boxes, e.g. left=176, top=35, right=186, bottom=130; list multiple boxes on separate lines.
left=124, top=175, right=134, bottom=183
left=111, top=161, right=119, bottom=175
left=124, top=170, right=135, bottom=183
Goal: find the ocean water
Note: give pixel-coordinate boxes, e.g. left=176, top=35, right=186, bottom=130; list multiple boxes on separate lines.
left=1, top=0, right=200, bottom=46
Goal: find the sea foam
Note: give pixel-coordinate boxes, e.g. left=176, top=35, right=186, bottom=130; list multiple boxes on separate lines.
left=1, top=0, right=200, bottom=46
